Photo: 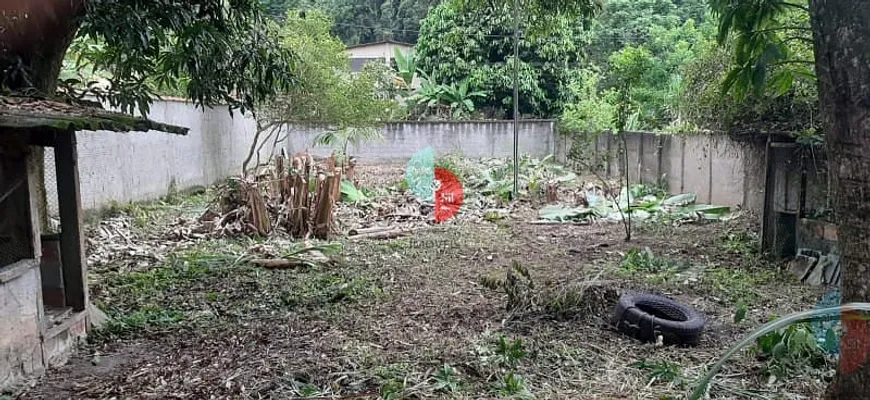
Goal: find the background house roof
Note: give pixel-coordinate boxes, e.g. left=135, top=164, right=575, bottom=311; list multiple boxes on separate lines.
left=0, top=96, right=188, bottom=135
left=346, top=40, right=414, bottom=50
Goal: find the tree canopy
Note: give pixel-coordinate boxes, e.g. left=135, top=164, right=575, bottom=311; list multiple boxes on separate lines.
left=558, top=0, right=712, bottom=132
left=261, top=0, right=440, bottom=44
left=1, top=0, right=296, bottom=116
left=261, top=9, right=398, bottom=129
left=415, top=0, right=590, bottom=118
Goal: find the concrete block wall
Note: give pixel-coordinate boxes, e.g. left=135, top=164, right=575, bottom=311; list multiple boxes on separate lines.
left=0, top=262, right=45, bottom=389
left=563, top=131, right=767, bottom=213
left=44, top=100, right=272, bottom=214
left=41, top=100, right=557, bottom=213
left=283, top=120, right=558, bottom=164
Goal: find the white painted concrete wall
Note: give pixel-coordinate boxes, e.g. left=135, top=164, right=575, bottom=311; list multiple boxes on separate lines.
left=44, top=100, right=265, bottom=214
left=40, top=97, right=772, bottom=215
left=42, top=99, right=557, bottom=213
left=559, top=131, right=767, bottom=213
left=0, top=263, right=45, bottom=390
left=284, top=120, right=558, bottom=164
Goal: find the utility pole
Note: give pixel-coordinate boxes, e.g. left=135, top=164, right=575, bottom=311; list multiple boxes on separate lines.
left=512, top=0, right=520, bottom=198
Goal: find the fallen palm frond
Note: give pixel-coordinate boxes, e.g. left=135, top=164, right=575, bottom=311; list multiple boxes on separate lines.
left=538, top=186, right=732, bottom=224
left=249, top=242, right=342, bottom=269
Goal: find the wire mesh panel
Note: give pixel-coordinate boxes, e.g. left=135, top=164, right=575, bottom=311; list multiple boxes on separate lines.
left=42, top=147, right=61, bottom=233
left=0, top=144, right=36, bottom=266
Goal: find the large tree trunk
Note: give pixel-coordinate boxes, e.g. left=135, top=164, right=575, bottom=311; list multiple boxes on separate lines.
left=0, top=0, right=86, bottom=94
left=810, top=1, right=870, bottom=398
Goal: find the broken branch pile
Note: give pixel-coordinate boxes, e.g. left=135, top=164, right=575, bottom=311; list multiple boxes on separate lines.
left=199, top=153, right=348, bottom=239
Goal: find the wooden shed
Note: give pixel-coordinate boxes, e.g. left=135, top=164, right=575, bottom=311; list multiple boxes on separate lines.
left=0, top=96, right=186, bottom=389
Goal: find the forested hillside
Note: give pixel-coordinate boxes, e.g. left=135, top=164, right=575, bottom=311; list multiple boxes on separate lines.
left=259, top=0, right=816, bottom=132
left=261, top=0, right=439, bottom=44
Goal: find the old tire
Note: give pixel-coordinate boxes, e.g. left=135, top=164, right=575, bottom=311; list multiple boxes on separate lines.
left=610, top=293, right=706, bottom=346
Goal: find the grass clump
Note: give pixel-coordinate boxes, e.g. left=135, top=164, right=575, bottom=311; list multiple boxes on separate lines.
left=616, top=247, right=685, bottom=284
left=97, top=304, right=186, bottom=338
left=481, top=261, right=617, bottom=319
left=278, top=274, right=384, bottom=308
left=493, top=372, right=533, bottom=399
left=376, top=363, right=413, bottom=400
left=432, top=364, right=462, bottom=393
left=620, top=247, right=674, bottom=274
left=700, top=265, right=778, bottom=304
left=630, top=359, right=684, bottom=388
left=474, top=333, right=528, bottom=369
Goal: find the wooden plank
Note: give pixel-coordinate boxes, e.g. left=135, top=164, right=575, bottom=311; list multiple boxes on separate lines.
left=54, top=131, right=87, bottom=311
left=27, top=130, right=57, bottom=147
left=761, top=136, right=776, bottom=255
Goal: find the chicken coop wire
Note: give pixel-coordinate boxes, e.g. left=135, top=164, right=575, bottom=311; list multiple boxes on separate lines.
left=42, top=147, right=61, bottom=234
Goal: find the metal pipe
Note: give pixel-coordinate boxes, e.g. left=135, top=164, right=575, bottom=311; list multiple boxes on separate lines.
left=512, top=0, right=520, bottom=198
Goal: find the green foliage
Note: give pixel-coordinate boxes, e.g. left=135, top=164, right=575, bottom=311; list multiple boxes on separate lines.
left=394, top=47, right=417, bottom=89
left=495, top=372, right=533, bottom=398
left=686, top=0, right=819, bottom=133
left=339, top=180, right=369, bottom=203
left=71, top=0, right=295, bottom=115
left=678, top=26, right=819, bottom=133
left=415, top=0, right=591, bottom=118
left=734, top=300, right=748, bottom=324
left=262, top=0, right=439, bottom=44
left=630, top=359, right=684, bottom=387
left=377, top=363, right=410, bottom=400
left=314, top=126, right=386, bottom=162
left=102, top=304, right=186, bottom=337
left=432, top=364, right=462, bottom=393
left=106, top=250, right=237, bottom=298
left=495, top=336, right=528, bottom=367
left=719, top=230, right=760, bottom=257
left=710, top=1, right=814, bottom=96
left=474, top=332, right=529, bottom=368
left=690, top=304, right=870, bottom=400
left=754, top=322, right=828, bottom=379
left=620, top=247, right=674, bottom=273
left=278, top=273, right=384, bottom=308
left=609, top=46, right=659, bottom=130
left=701, top=266, right=777, bottom=304
left=586, top=0, right=707, bottom=67
left=409, top=74, right=489, bottom=119
left=262, top=10, right=397, bottom=151
left=560, top=68, right=617, bottom=133
left=558, top=0, right=713, bottom=132
left=453, top=155, right=575, bottom=202
left=329, top=0, right=440, bottom=44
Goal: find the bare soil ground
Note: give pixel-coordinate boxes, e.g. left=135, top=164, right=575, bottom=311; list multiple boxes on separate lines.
left=18, top=165, right=832, bottom=400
